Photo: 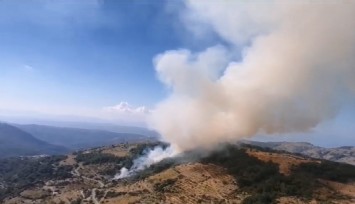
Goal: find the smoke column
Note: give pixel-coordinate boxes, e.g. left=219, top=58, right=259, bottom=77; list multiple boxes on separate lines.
left=148, top=1, right=355, bottom=152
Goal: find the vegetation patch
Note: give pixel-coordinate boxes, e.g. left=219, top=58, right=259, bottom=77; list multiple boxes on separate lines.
left=0, top=155, right=72, bottom=201
left=200, top=144, right=355, bottom=204
left=293, top=161, right=355, bottom=183
left=154, top=178, right=177, bottom=192
left=105, top=190, right=125, bottom=198
left=75, top=152, right=125, bottom=165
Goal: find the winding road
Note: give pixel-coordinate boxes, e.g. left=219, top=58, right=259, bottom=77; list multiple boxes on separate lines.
left=71, top=164, right=105, bottom=203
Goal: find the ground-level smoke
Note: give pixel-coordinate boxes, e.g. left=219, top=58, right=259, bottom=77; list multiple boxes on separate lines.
left=114, top=146, right=177, bottom=179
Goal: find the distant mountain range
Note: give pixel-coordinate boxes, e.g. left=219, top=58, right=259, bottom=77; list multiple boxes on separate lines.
left=0, top=123, right=68, bottom=158
left=242, top=140, right=355, bottom=165
left=0, top=122, right=157, bottom=158
left=31, top=121, right=161, bottom=138
left=14, top=124, right=156, bottom=149
left=1, top=120, right=354, bottom=166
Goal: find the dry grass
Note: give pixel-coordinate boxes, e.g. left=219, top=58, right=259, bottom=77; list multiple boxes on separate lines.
left=49, top=190, right=82, bottom=204
left=19, top=189, right=50, bottom=200
left=246, top=149, right=317, bottom=175
left=107, top=163, right=245, bottom=203
left=101, top=145, right=130, bottom=157
left=59, top=154, right=77, bottom=166
left=319, top=180, right=355, bottom=199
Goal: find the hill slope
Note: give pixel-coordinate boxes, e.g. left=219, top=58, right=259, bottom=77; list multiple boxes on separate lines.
left=15, top=124, right=155, bottom=150
left=0, top=123, right=68, bottom=158
left=243, top=141, right=355, bottom=165
left=1, top=142, right=355, bottom=204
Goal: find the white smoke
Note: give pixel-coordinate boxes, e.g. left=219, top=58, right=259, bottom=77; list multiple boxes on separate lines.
left=114, top=146, right=177, bottom=179
left=148, top=1, right=355, bottom=152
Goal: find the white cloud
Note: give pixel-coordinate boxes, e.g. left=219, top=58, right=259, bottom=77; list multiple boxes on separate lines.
left=103, top=102, right=150, bottom=114
left=102, top=102, right=151, bottom=126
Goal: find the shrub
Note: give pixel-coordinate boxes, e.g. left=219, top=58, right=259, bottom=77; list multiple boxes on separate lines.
left=75, top=152, right=124, bottom=165
left=200, top=144, right=318, bottom=203
left=0, top=156, right=71, bottom=201
left=154, top=178, right=177, bottom=192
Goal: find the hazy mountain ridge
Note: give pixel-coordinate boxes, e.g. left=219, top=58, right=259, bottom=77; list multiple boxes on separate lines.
left=4, top=119, right=160, bottom=137
left=44, top=122, right=160, bottom=138
left=0, top=122, right=157, bottom=158
left=0, top=123, right=68, bottom=158
left=14, top=124, right=156, bottom=150
left=243, top=141, right=355, bottom=165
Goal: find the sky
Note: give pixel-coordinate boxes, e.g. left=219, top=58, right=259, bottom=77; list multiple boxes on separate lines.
left=0, top=0, right=354, bottom=147
left=0, top=0, right=223, bottom=123
left=0, top=0, right=196, bottom=121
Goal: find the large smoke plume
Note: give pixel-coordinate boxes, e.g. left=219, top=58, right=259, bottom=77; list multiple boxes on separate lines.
left=148, top=1, right=355, bottom=152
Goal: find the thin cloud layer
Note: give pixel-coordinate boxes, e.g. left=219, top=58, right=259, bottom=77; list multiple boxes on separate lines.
left=102, top=102, right=150, bottom=126
left=104, top=102, right=150, bottom=114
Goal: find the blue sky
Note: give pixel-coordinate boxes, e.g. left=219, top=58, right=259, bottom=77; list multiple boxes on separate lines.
left=0, top=0, right=199, bottom=114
